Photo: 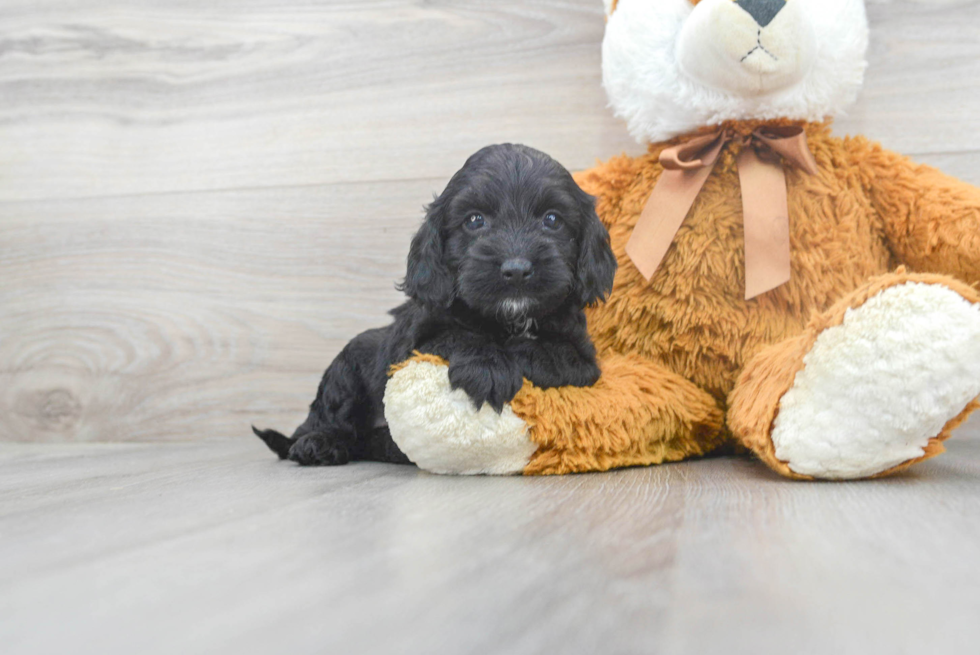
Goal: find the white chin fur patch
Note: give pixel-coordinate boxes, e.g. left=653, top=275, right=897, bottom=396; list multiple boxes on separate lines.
left=500, top=297, right=533, bottom=318
left=772, top=283, right=980, bottom=479
left=383, top=360, right=536, bottom=475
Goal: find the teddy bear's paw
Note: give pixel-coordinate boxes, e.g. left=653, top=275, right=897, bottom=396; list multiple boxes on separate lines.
left=383, top=358, right=537, bottom=475
left=771, top=282, right=980, bottom=479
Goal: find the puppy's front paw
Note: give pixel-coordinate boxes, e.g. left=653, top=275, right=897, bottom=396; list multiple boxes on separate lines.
left=288, top=432, right=351, bottom=466
left=448, top=356, right=523, bottom=413
left=508, top=339, right=602, bottom=389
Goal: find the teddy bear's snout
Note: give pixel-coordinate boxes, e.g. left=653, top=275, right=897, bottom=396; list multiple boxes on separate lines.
left=675, top=0, right=815, bottom=97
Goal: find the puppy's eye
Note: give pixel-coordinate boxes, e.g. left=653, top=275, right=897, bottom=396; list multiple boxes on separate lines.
left=465, top=214, right=486, bottom=230
left=542, top=212, right=562, bottom=230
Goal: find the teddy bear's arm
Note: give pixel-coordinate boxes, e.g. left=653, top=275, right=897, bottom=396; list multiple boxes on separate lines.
left=513, top=353, right=727, bottom=475
left=859, top=140, right=980, bottom=285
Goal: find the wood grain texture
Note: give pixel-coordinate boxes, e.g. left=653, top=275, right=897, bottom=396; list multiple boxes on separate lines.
left=2, top=437, right=980, bottom=655
left=1, top=1, right=980, bottom=442
left=0, top=0, right=634, bottom=202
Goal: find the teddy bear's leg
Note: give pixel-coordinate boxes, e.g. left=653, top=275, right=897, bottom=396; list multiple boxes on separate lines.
left=384, top=352, right=725, bottom=475
left=728, top=271, right=980, bottom=480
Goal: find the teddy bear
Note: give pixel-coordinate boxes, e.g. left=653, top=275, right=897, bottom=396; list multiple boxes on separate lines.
left=382, top=0, right=980, bottom=479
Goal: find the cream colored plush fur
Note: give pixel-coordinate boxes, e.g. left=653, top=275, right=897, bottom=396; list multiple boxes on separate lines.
left=384, top=359, right=537, bottom=475
left=771, top=282, right=980, bottom=479
left=602, top=0, right=868, bottom=143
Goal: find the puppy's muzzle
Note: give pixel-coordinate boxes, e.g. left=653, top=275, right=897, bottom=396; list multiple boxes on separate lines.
left=501, top=258, right=534, bottom=284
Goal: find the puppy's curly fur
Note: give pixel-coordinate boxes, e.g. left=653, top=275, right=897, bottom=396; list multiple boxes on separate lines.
left=253, top=144, right=617, bottom=466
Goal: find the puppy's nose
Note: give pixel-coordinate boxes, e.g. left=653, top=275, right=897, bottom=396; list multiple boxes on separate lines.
left=500, top=258, right=533, bottom=283
left=735, top=0, right=785, bottom=28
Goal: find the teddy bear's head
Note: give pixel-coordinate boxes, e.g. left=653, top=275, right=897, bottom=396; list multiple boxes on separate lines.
left=602, top=0, right=869, bottom=143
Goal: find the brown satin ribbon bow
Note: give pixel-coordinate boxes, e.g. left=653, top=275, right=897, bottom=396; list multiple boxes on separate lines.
left=625, top=125, right=819, bottom=300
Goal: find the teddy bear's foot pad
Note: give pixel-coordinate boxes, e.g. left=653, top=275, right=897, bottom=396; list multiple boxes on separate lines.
left=384, top=358, right=537, bottom=475
left=771, top=282, right=980, bottom=479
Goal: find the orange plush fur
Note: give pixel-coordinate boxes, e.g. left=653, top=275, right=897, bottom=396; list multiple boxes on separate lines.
left=495, top=120, right=980, bottom=475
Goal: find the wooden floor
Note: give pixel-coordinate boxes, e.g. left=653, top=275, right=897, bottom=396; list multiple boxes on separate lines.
left=2, top=432, right=980, bottom=655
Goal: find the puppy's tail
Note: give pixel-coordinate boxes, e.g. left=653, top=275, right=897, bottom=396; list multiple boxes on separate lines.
left=251, top=426, right=293, bottom=460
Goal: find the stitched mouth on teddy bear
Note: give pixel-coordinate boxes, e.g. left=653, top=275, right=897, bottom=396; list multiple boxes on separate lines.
left=676, top=0, right=816, bottom=96
left=740, top=30, right=778, bottom=65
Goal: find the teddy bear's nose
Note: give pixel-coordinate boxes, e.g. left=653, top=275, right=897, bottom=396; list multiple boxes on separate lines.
left=735, top=0, right=785, bottom=28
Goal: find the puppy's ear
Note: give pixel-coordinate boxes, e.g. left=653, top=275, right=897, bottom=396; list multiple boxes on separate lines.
left=573, top=192, right=617, bottom=307
left=399, top=204, right=455, bottom=308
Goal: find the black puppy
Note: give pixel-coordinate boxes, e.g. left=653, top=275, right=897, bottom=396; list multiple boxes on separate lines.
left=253, top=143, right=617, bottom=466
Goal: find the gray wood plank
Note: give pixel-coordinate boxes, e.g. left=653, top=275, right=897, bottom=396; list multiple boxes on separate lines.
left=0, top=0, right=637, bottom=202
left=0, top=181, right=427, bottom=441
left=837, top=0, right=980, bottom=160
left=2, top=438, right=979, bottom=655
left=2, top=0, right=980, bottom=445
